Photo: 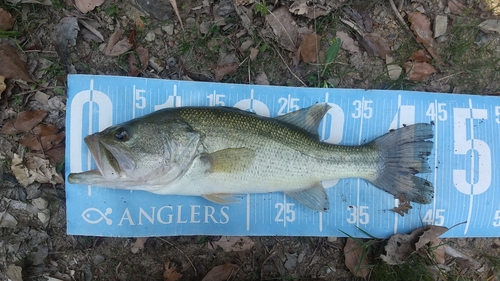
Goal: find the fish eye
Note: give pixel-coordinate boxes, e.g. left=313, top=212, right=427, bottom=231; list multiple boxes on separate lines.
left=114, top=128, right=129, bottom=141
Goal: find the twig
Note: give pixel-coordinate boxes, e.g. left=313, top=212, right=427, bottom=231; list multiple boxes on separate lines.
left=272, top=44, right=307, bottom=87
left=389, top=0, right=411, bottom=32
left=157, top=237, right=197, bottom=276
left=260, top=251, right=276, bottom=281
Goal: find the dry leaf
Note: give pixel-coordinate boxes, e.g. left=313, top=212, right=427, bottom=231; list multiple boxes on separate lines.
left=391, top=193, right=412, bottom=216
left=300, top=33, right=321, bottom=63
left=336, top=31, right=360, bottom=53
left=129, top=46, right=149, bottom=76
left=265, top=7, right=298, bottom=52
left=131, top=237, right=148, bottom=253
left=75, top=0, right=105, bottom=13
left=344, top=237, right=371, bottom=279
left=212, top=62, right=238, bottom=82
left=404, top=61, right=436, bottom=81
left=163, top=261, right=183, bottom=281
left=408, top=12, right=440, bottom=62
left=431, top=238, right=446, bottom=264
left=0, top=8, right=14, bottom=31
left=0, top=43, right=34, bottom=82
left=448, top=0, right=466, bottom=15
left=201, top=262, right=239, bottom=281
left=212, top=236, right=255, bottom=252
left=289, top=0, right=330, bottom=19
left=359, top=33, right=390, bottom=59
left=11, top=153, right=64, bottom=187
left=19, top=128, right=65, bottom=151
left=381, top=225, right=449, bottom=265
left=479, top=19, right=500, bottom=34
left=104, top=29, right=133, bottom=57
left=52, top=16, right=80, bottom=70
left=255, top=72, right=269, bottom=85
left=0, top=75, right=6, bottom=95
left=0, top=110, right=47, bottom=135
left=409, top=50, right=432, bottom=63
left=45, top=144, right=65, bottom=163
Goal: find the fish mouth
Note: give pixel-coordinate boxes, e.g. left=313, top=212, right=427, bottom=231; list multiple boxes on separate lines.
left=84, top=134, right=122, bottom=180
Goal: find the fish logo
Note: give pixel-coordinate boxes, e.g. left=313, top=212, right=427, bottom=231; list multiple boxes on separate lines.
left=82, top=207, right=113, bottom=225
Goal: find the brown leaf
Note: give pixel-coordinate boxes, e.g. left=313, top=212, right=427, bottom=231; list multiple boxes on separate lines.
left=448, top=0, right=466, bottom=15
left=131, top=237, right=148, bottom=253
left=254, top=72, right=270, bottom=85
left=0, top=8, right=14, bottom=31
left=201, top=262, right=239, bottom=281
left=212, top=62, right=238, bottom=82
left=289, top=2, right=330, bottom=19
left=414, top=226, right=448, bottom=251
left=163, top=262, right=183, bottom=281
left=11, top=153, right=64, bottom=187
left=129, top=46, right=149, bottom=76
left=265, top=7, right=298, bottom=52
left=0, top=43, right=34, bottom=82
left=0, top=110, right=47, bottom=134
left=45, top=145, right=65, bottom=164
left=344, top=238, right=371, bottom=279
left=104, top=29, right=133, bottom=57
left=431, top=238, right=446, bottom=264
left=409, top=50, right=432, bottom=63
left=75, top=0, right=105, bottom=13
left=391, top=194, right=412, bottom=216
left=381, top=225, right=449, bottom=265
left=404, top=61, right=436, bottom=81
left=408, top=12, right=440, bottom=62
left=212, top=236, right=255, bottom=252
left=336, top=31, right=360, bottom=53
left=300, top=33, right=321, bottom=63
left=360, top=33, right=390, bottom=59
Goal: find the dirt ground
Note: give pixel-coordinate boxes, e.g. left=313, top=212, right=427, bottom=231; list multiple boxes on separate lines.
left=1, top=0, right=500, bottom=280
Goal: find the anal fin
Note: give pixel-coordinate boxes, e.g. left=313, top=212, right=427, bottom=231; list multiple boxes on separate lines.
left=285, top=183, right=329, bottom=212
left=203, top=193, right=241, bottom=204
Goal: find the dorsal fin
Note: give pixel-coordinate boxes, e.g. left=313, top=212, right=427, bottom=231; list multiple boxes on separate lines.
left=275, top=103, right=331, bottom=137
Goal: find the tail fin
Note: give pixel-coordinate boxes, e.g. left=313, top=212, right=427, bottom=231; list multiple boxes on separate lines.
left=370, top=123, right=434, bottom=204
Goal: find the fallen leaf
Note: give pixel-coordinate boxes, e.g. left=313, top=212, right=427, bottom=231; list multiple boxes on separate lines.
left=212, top=62, right=238, bottom=82
left=45, top=144, right=65, bottom=163
left=479, top=19, right=500, bottom=34
left=289, top=0, right=330, bottom=19
left=0, top=110, right=47, bottom=134
left=0, top=8, right=14, bottom=30
left=52, top=16, right=80, bottom=69
left=265, top=7, right=298, bottom=52
left=104, top=29, right=133, bottom=57
left=408, top=12, right=440, bottom=62
left=0, top=43, right=34, bottom=82
left=448, top=0, right=466, bottom=15
left=163, top=261, right=183, bottom=281
left=11, top=153, right=64, bottom=187
left=404, top=61, right=436, bottom=81
left=381, top=225, right=449, bottom=265
left=19, top=128, right=65, bottom=151
left=0, top=75, right=6, bottom=95
left=212, top=236, right=255, bottom=252
left=129, top=46, right=149, bottom=76
left=255, top=72, right=269, bottom=85
left=431, top=238, right=446, bottom=264
left=300, top=33, right=321, bottom=63
left=131, top=237, right=148, bottom=253
left=201, top=262, right=239, bottom=281
left=359, top=33, right=390, bottom=59
left=344, top=237, right=371, bottom=279
left=336, top=31, right=360, bottom=53
left=75, top=0, right=105, bottom=13
left=409, top=50, right=432, bottom=63
left=78, top=18, right=104, bottom=42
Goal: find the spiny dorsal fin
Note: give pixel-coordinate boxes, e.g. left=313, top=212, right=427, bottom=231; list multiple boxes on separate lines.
left=275, top=103, right=331, bottom=137
left=205, top=148, right=255, bottom=173
left=285, top=182, right=329, bottom=212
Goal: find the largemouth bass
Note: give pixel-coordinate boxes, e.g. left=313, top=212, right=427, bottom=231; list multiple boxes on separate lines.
left=68, top=104, right=434, bottom=212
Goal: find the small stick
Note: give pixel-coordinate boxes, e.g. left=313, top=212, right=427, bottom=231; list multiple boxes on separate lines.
left=158, top=237, right=197, bottom=276
left=272, top=44, right=307, bottom=86
left=389, top=0, right=411, bottom=32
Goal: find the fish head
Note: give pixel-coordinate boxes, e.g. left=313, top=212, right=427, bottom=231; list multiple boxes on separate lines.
left=69, top=114, right=202, bottom=190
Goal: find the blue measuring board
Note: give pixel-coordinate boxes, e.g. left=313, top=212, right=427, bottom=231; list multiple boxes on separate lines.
left=65, top=74, right=500, bottom=238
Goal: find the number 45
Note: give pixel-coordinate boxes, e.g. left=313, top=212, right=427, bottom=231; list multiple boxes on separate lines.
left=423, top=209, right=445, bottom=226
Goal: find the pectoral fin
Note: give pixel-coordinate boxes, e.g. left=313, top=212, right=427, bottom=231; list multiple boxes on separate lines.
left=203, top=194, right=241, bottom=204
left=285, top=183, right=329, bottom=212
left=205, top=148, right=255, bottom=173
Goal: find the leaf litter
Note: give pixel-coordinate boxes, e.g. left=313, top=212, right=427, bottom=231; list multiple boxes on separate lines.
left=344, top=237, right=372, bottom=279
